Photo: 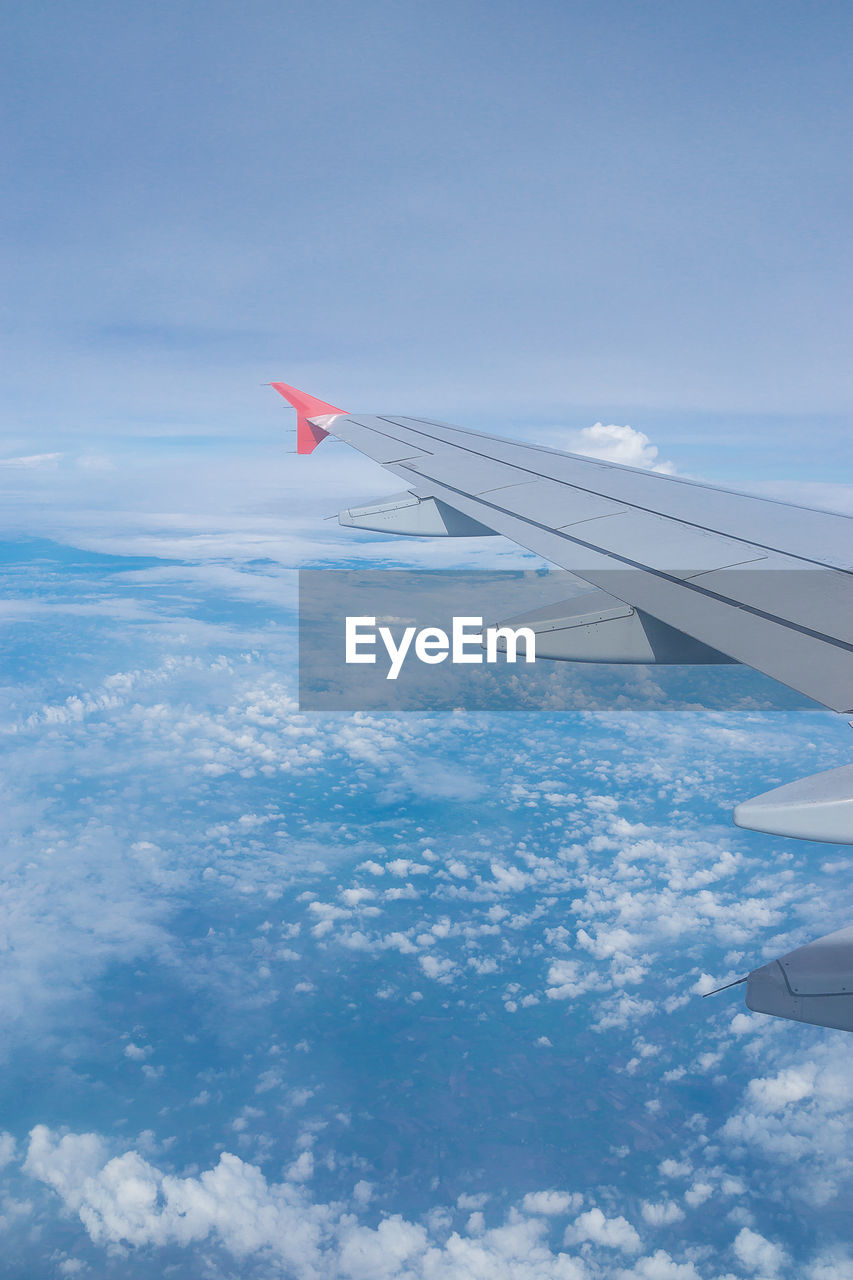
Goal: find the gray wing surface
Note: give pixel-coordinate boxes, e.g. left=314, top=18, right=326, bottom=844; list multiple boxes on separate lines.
left=324, top=411, right=853, bottom=714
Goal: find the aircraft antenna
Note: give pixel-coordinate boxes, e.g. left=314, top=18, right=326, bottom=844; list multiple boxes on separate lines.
left=701, top=976, right=747, bottom=998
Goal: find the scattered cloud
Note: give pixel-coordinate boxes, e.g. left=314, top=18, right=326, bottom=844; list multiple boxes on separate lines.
left=2, top=522, right=852, bottom=1278
left=25, top=1125, right=764, bottom=1279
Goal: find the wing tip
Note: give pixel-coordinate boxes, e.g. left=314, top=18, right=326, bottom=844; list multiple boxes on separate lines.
left=270, top=382, right=347, bottom=455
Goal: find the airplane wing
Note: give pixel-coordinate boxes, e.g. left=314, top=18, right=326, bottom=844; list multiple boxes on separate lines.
left=273, top=382, right=853, bottom=1031
left=272, top=383, right=853, bottom=846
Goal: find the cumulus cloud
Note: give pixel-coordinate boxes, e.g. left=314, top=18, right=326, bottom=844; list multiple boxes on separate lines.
left=746, top=1064, right=817, bottom=1112
left=733, top=1226, right=787, bottom=1275
left=123, top=1042, right=153, bottom=1062
left=565, top=424, right=675, bottom=473
left=545, top=959, right=600, bottom=1000
left=640, top=1200, right=685, bottom=1226
left=23, top=1127, right=606, bottom=1278
left=563, top=1207, right=641, bottom=1253
left=521, top=1190, right=583, bottom=1216
left=418, top=954, right=457, bottom=983
left=720, top=1038, right=853, bottom=1209
left=25, top=1127, right=334, bottom=1262
left=684, top=1182, right=712, bottom=1208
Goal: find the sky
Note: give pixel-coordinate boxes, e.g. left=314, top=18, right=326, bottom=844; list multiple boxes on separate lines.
left=3, top=3, right=853, bottom=1278
left=2, top=0, right=852, bottom=471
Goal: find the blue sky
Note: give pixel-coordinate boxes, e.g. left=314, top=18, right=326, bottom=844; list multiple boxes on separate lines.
left=3, top=5, right=853, bottom=1277
left=2, top=0, right=852, bottom=474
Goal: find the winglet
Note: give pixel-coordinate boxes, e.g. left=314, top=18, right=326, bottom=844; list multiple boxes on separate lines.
left=270, top=382, right=347, bottom=455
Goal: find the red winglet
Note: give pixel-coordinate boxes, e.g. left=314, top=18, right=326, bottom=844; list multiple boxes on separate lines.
left=270, top=382, right=347, bottom=455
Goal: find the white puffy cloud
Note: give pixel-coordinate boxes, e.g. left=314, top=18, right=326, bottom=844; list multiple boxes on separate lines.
left=23, top=1127, right=602, bottom=1278
left=720, top=1039, right=853, bottom=1207
left=565, top=424, right=675, bottom=473
left=352, top=1180, right=373, bottom=1207
left=287, top=1149, right=315, bottom=1182
left=25, top=1127, right=334, bottom=1264
left=733, top=1227, right=787, bottom=1275
left=545, top=959, right=599, bottom=1000
left=521, top=1191, right=583, bottom=1217
left=639, top=1201, right=684, bottom=1226
left=592, top=993, right=655, bottom=1032
left=564, top=1207, right=641, bottom=1253
left=746, top=1064, right=817, bottom=1112
left=340, top=1217, right=433, bottom=1278
left=24, top=1128, right=109, bottom=1212
left=683, top=1183, right=712, bottom=1208
left=123, top=1042, right=153, bottom=1062
left=418, top=954, right=457, bottom=983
